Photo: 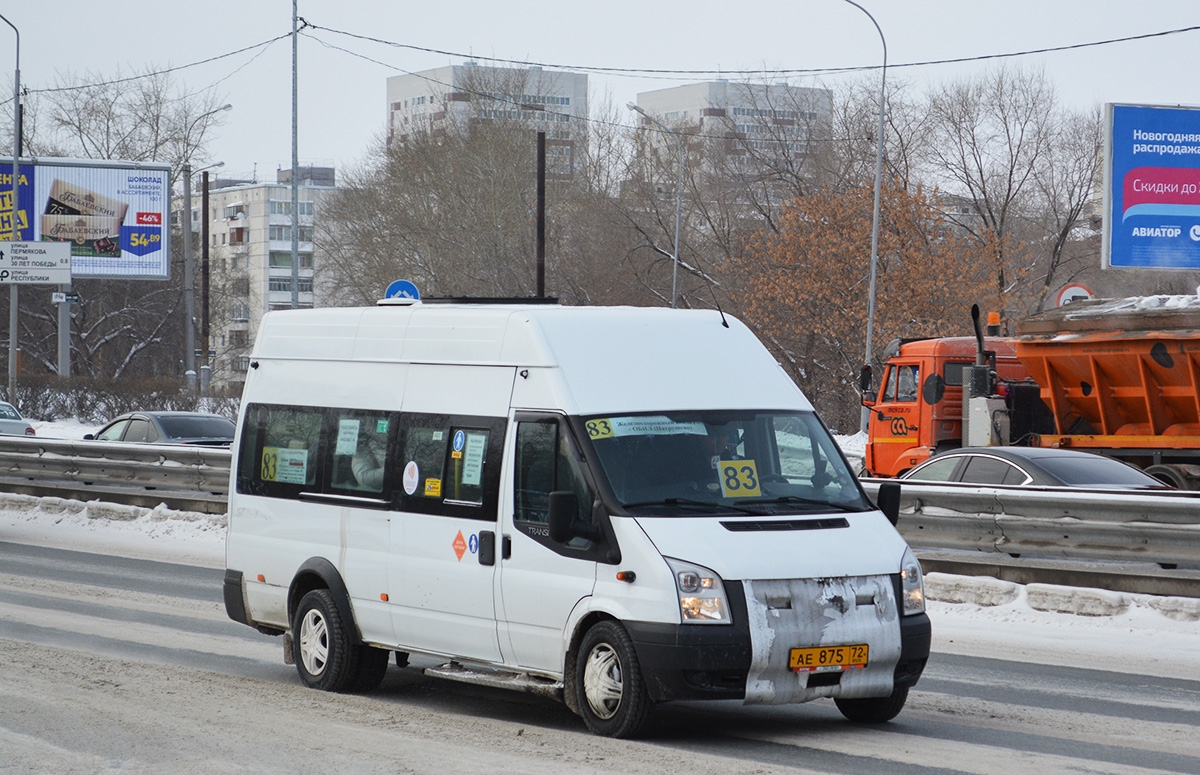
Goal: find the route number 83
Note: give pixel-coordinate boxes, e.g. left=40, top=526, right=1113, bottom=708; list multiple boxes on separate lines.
left=720, top=460, right=761, bottom=497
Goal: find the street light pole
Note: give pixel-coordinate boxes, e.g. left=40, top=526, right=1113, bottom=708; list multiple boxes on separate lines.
left=627, top=102, right=683, bottom=308
left=841, top=0, right=888, bottom=432
left=1, top=14, right=19, bottom=402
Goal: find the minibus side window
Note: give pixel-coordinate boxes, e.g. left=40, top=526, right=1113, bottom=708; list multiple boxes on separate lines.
left=515, top=421, right=557, bottom=524
left=397, top=413, right=506, bottom=521
left=236, top=406, right=264, bottom=493
left=443, top=427, right=490, bottom=506
left=328, top=410, right=392, bottom=494
left=515, top=419, right=595, bottom=547
left=403, top=425, right=449, bottom=500
left=258, top=407, right=323, bottom=490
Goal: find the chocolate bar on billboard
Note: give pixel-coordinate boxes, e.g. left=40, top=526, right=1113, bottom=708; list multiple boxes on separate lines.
left=44, top=180, right=129, bottom=221
left=40, top=215, right=122, bottom=257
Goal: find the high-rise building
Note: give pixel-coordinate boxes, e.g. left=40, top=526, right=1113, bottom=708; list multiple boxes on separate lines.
left=176, top=167, right=336, bottom=389
left=386, top=62, right=588, bottom=175
left=634, top=80, right=832, bottom=165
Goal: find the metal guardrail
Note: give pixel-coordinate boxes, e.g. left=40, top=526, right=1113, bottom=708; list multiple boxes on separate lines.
left=1, top=436, right=1198, bottom=594
left=859, top=478, right=1200, bottom=566
left=0, top=436, right=230, bottom=513
left=860, top=478, right=1200, bottom=597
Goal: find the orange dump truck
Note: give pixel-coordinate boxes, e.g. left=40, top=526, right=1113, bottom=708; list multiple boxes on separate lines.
left=861, top=297, right=1200, bottom=489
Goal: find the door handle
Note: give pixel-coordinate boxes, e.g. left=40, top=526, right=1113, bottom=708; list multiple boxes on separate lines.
left=478, top=530, right=496, bottom=566
left=502, top=534, right=512, bottom=559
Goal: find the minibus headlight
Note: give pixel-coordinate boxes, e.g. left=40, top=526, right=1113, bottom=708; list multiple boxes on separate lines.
left=666, top=558, right=730, bottom=624
left=900, top=547, right=925, bottom=615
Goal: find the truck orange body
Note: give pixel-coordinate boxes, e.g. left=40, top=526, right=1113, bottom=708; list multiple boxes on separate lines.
left=862, top=298, right=1200, bottom=489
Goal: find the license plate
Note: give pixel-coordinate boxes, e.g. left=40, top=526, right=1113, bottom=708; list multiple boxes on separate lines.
left=789, top=644, right=869, bottom=673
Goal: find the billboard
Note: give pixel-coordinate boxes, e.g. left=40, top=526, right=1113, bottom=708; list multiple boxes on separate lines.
left=1104, top=103, right=1200, bottom=270
left=0, top=158, right=171, bottom=279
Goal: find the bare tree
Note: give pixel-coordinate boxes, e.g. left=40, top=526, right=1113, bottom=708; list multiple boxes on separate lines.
left=319, top=70, right=641, bottom=307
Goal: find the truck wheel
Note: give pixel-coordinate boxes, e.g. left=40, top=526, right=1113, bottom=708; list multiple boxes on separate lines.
left=834, top=685, right=909, bottom=723
left=294, top=589, right=358, bottom=692
left=575, top=621, right=652, bottom=738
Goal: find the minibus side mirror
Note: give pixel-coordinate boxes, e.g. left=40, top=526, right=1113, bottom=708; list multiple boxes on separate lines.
left=548, top=491, right=601, bottom=543
left=876, top=481, right=901, bottom=526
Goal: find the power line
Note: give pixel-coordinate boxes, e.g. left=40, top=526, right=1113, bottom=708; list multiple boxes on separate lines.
left=305, top=21, right=1200, bottom=78
left=24, top=33, right=292, bottom=96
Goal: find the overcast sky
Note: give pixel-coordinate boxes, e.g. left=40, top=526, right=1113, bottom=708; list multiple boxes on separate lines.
left=5, top=1, right=1200, bottom=180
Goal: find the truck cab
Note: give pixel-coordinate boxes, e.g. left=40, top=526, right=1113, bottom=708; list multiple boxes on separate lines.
left=863, top=337, right=1024, bottom=477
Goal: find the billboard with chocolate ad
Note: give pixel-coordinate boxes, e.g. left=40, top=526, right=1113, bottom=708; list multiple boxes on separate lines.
left=0, top=158, right=171, bottom=279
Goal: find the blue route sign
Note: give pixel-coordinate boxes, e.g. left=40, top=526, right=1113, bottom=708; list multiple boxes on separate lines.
left=384, top=279, right=420, bottom=300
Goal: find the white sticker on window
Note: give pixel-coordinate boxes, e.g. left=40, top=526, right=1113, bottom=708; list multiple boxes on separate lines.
left=602, top=416, right=707, bottom=438
left=432, top=430, right=444, bottom=441
left=403, top=460, right=419, bottom=495
left=336, top=419, right=360, bottom=456
left=275, top=448, right=309, bottom=484
left=461, top=432, right=487, bottom=486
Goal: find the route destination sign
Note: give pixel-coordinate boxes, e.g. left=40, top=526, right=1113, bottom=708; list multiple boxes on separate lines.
left=0, top=241, right=72, bottom=284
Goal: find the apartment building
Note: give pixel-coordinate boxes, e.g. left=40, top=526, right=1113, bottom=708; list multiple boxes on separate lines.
left=386, top=62, right=588, bottom=175
left=180, top=166, right=335, bottom=389
left=634, top=81, right=832, bottom=158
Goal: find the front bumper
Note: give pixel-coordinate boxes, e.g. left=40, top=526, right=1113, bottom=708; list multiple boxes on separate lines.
left=623, top=577, right=931, bottom=704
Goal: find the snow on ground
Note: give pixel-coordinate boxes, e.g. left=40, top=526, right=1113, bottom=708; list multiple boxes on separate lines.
left=7, top=417, right=1200, bottom=680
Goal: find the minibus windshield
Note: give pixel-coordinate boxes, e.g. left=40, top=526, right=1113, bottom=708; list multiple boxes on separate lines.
left=583, top=411, right=871, bottom=516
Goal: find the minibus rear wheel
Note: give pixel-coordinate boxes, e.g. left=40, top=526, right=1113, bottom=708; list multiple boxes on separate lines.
left=294, top=589, right=359, bottom=691
left=834, top=685, right=908, bottom=723
left=575, top=621, right=652, bottom=738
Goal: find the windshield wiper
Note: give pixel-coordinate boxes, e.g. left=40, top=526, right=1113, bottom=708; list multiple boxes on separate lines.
left=621, top=498, right=763, bottom=515
left=738, top=495, right=865, bottom=512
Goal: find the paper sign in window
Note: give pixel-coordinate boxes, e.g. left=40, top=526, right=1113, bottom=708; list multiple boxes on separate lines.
left=275, top=448, right=309, bottom=484
left=336, top=419, right=360, bottom=456
left=461, top=431, right=487, bottom=486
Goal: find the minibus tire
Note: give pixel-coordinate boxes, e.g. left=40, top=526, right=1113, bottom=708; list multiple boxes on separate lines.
left=575, top=621, right=652, bottom=738
left=349, top=646, right=390, bottom=692
left=834, top=685, right=908, bottom=723
left=294, top=589, right=359, bottom=692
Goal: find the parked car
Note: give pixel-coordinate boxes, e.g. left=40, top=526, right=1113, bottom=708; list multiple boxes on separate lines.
left=85, top=412, right=235, bottom=447
left=0, top=401, right=35, bottom=436
left=900, top=446, right=1172, bottom=489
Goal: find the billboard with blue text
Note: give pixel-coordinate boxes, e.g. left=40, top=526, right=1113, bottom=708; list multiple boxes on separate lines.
left=0, top=158, right=171, bottom=279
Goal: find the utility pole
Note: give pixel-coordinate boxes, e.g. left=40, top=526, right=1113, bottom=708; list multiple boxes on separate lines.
left=2, top=14, right=19, bottom=400
left=290, top=0, right=300, bottom=309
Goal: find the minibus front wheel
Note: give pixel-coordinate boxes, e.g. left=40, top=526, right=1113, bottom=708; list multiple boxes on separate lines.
left=575, top=621, right=652, bottom=738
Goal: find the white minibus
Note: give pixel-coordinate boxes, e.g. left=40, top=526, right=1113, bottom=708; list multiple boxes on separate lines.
left=224, top=299, right=929, bottom=737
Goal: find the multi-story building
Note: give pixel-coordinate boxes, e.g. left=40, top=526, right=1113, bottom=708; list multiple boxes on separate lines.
left=178, top=166, right=336, bottom=389
left=386, top=62, right=588, bottom=175
left=634, top=80, right=832, bottom=169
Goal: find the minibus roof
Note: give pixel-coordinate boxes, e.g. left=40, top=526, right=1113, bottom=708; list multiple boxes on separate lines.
left=252, top=303, right=811, bottom=414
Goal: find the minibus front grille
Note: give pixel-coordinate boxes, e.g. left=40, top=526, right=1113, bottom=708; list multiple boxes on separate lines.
left=720, top=518, right=850, bottom=532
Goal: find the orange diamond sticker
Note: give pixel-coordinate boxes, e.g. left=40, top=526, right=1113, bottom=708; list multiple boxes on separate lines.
left=452, top=530, right=467, bottom=561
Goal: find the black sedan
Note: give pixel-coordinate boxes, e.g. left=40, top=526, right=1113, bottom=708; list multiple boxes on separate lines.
left=900, top=447, right=1170, bottom=489
left=85, top=412, right=236, bottom=447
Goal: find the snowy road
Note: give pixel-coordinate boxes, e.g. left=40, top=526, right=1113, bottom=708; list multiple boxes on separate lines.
left=2, top=539, right=1199, bottom=775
